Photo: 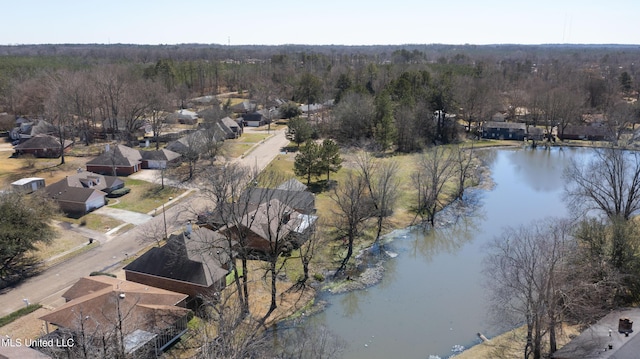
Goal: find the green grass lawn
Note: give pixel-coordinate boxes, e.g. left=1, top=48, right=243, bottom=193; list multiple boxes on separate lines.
left=222, top=132, right=273, bottom=158
left=109, top=178, right=188, bottom=213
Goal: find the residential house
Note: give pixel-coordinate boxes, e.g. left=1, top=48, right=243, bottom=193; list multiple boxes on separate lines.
left=299, top=103, right=323, bottom=114
left=10, top=119, right=56, bottom=143
left=490, top=112, right=507, bottom=122
left=0, top=345, right=52, bottom=359
left=220, top=116, right=243, bottom=138
left=124, top=226, right=232, bottom=304
left=167, top=109, right=198, bottom=125
left=552, top=308, right=640, bottom=359
left=231, top=100, right=257, bottom=114
left=9, top=118, right=33, bottom=142
left=38, top=276, right=191, bottom=358
left=241, top=112, right=268, bottom=127
left=44, top=171, right=124, bottom=214
left=197, top=180, right=315, bottom=231
left=165, top=129, right=222, bottom=156
left=86, top=144, right=142, bottom=176
left=140, top=148, right=181, bottom=169
left=559, top=124, right=610, bottom=141
left=482, top=121, right=527, bottom=141
left=13, top=134, right=72, bottom=158
left=218, top=198, right=317, bottom=255
left=239, top=187, right=316, bottom=215
left=11, top=177, right=45, bottom=194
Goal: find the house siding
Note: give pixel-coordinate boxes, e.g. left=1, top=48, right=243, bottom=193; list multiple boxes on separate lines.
left=86, top=164, right=137, bottom=176
left=482, top=124, right=527, bottom=141
left=85, top=192, right=107, bottom=212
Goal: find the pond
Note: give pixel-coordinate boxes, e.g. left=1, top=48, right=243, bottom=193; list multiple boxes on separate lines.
left=304, top=146, right=591, bottom=359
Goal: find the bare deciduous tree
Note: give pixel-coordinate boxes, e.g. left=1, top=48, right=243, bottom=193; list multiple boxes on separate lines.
left=200, top=163, right=255, bottom=317
left=269, top=323, right=346, bottom=359
left=412, top=146, right=455, bottom=226
left=564, top=146, right=640, bottom=221
left=354, top=151, right=400, bottom=242
left=452, top=144, right=476, bottom=200
left=484, top=218, right=572, bottom=359
left=331, top=171, right=373, bottom=275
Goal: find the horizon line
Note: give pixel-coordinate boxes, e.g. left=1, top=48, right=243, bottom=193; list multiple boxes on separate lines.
left=1, top=42, right=640, bottom=47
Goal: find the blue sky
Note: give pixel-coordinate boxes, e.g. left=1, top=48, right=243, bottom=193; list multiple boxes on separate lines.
left=2, top=0, right=638, bottom=45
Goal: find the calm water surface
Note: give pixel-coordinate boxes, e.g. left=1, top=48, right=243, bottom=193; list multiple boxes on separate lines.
left=307, top=147, right=591, bottom=359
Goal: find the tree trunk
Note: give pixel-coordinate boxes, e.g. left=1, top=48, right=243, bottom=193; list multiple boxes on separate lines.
left=336, top=233, right=354, bottom=276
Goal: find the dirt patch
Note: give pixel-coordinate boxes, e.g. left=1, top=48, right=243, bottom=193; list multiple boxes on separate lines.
left=0, top=307, right=55, bottom=341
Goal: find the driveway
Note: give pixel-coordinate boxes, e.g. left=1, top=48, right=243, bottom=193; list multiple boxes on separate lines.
left=94, top=206, right=153, bottom=225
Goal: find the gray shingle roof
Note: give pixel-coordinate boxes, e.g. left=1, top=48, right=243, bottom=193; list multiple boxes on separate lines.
left=86, top=144, right=142, bottom=167
left=14, top=134, right=72, bottom=150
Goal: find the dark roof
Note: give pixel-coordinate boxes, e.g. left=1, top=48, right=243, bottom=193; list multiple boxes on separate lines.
left=239, top=187, right=315, bottom=215
left=140, top=148, right=181, bottom=162
left=276, top=178, right=308, bottom=192
left=562, top=124, right=610, bottom=138
left=552, top=308, right=640, bottom=359
left=221, top=116, right=240, bottom=129
left=124, top=227, right=230, bottom=287
left=86, top=144, right=142, bottom=167
left=14, top=134, right=72, bottom=150
left=483, top=121, right=527, bottom=130
left=241, top=112, right=266, bottom=122
left=166, top=129, right=219, bottom=154
left=231, top=101, right=256, bottom=113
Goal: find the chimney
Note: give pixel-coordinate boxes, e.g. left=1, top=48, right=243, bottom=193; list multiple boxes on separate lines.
left=282, top=211, right=291, bottom=224
left=186, top=221, right=192, bottom=236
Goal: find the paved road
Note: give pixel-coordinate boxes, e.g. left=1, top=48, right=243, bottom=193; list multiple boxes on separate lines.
left=235, top=128, right=289, bottom=171
left=0, top=127, right=291, bottom=317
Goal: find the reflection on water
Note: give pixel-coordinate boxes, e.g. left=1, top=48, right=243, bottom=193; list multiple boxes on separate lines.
left=298, top=147, right=591, bottom=359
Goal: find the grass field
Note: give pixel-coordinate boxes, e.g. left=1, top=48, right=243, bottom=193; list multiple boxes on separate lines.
left=109, top=178, right=188, bottom=213
left=222, top=132, right=273, bottom=158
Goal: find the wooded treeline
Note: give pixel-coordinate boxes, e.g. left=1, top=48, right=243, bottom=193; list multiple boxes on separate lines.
left=1, top=44, right=639, bottom=152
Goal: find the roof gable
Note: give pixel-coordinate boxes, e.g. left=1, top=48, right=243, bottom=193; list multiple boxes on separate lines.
left=39, top=276, right=189, bottom=337
left=124, top=228, right=230, bottom=287
left=86, top=144, right=142, bottom=167
left=14, top=134, right=71, bottom=150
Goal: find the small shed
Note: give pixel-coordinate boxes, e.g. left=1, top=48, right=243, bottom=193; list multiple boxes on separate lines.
left=11, top=177, right=45, bottom=194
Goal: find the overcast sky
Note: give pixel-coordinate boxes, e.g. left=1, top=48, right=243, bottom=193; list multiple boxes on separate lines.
left=3, top=0, right=638, bottom=46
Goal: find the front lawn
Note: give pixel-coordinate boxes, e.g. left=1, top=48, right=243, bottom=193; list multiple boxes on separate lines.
left=109, top=178, right=188, bottom=213
left=57, top=212, right=125, bottom=232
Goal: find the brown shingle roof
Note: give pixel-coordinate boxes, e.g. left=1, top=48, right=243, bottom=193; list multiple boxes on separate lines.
left=86, top=144, right=142, bottom=167
left=39, top=276, right=189, bottom=337
left=124, top=227, right=230, bottom=288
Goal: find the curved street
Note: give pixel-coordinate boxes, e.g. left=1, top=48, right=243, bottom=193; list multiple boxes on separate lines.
left=0, top=128, right=289, bottom=317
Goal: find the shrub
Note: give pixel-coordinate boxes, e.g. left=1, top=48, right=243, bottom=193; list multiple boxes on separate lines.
left=313, top=273, right=325, bottom=282
left=89, top=271, right=116, bottom=278
left=0, top=304, right=42, bottom=327
left=108, top=187, right=131, bottom=198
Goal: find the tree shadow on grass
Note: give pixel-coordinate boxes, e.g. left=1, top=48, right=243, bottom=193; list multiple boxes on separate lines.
left=307, top=179, right=337, bottom=194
